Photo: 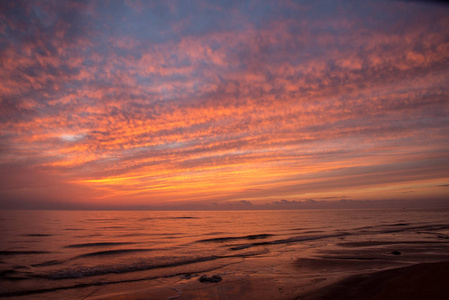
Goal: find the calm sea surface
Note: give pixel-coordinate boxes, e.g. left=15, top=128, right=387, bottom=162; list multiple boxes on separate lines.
left=1, top=209, right=449, bottom=299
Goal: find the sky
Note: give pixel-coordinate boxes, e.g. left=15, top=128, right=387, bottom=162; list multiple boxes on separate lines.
left=0, top=0, right=448, bottom=210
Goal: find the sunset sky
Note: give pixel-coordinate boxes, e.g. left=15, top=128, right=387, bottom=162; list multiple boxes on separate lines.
left=0, top=0, right=448, bottom=210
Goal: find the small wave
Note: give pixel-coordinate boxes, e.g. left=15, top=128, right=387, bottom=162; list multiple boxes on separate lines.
left=43, top=256, right=220, bottom=279
left=101, top=226, right=126, bottom=229
left=139, top=217, right=200, bottom=221
left=379, top=223, right=410, bottom=227
left=229, top=245, right=252, bottom=250
left=390, top=223, right=409, bottom=226
left=337, top=240, right=448, bottom=248
left=21, top=234, right=53, bottom=237
left=0, top=251, right=264, bottom=297
left=0, top=269, right=31, bottom=281
left=228, top=233, right=349, bottom=250
left=86, top=218, right=121, bottom=222
left=0, top=269, right=18, bottom=277
left=263, top=233, right=349, bottom=245
left=197, top=234, right=274, bottom=243
left=65, top=242, right=136, bottom=248
left=75, top=233, right=103, bottom=238
left=31, top=260, right=63, bottom=267
left=377, top=223, right=449, bottom=234
left=0, top=251, right=51, bottom=256
left=43, top=250, right=267, bottom=280
left=75, top=249, right=153, bottom=258
left=118, top=232, right=183, bottom=237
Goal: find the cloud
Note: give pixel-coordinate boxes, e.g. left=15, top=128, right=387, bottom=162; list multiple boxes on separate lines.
left=0, top=0, right=448, bottom=208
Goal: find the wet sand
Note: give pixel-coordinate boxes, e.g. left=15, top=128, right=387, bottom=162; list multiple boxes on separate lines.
left=92, top=235, right=449, bottom=300
left=97, top=261, right=449, bottom=300
left=298, top=261, right=449, bottom=300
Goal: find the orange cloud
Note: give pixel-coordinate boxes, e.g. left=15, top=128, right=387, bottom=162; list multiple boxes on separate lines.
left=1, top=0, right=448, bottom=209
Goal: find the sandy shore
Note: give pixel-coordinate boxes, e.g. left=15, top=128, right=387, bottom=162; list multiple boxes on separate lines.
left=91, top=235, right=449, bottom=300
left=95, top=260, right=449, bottom=300
left=298, top=261, right=449, bottom=300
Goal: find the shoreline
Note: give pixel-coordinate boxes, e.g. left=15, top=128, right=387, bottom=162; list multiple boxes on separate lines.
left=93, top=260, right=449, bottom=300
left=297, top=260, right=449, bottom=300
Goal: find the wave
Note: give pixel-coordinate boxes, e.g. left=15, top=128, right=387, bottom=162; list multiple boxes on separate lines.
left=101, top=226, right=126, bottom=229
left=74, top=233, right=103, bottom=238
left=221, top=223, right=449, bottom=252
left=198, top=232, right=344, bottom=248
left=86, top=218, right=122, bottom=222
left=337, top=240, right=449, bottom=247
left=31, top=260, right=63, bottom=267
left=64, top=242, right=136, bottom=248
left=0, top=269, right=30, bottom=281
left=197, top=234, right=274, bottom=243
left=376, top=223, right=449, bottom=234
left=0, top=251, right=51, bottom=256
left=0, top=250, right=266, bottom=298
left=118, top=232, right=182, bottom=237
left=381, top=223, right=410, bottom=227
left=356, top=223, right=449, bottom=233
left=40, top=249, right=268, bottom=280
left=139, top=217, right=200, bottom=221
left=75, top=249, right=153, bottom=258
left=21, top=234, right=53, bottom=237
left=225, top=223, right=449, bottom=252
left=43, top=257, right=218, bottom=279
left=228, top=233, right=349, bottom=251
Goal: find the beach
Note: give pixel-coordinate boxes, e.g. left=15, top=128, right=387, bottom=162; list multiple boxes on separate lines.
left=93, top=260, right=449, bottom=300
left=94, top=259, right=449, bottom=300
left=299, top=261, right=449, bottom=300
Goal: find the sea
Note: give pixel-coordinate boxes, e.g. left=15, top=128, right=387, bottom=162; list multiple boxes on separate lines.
left=1, top=209, right=449, bottom=299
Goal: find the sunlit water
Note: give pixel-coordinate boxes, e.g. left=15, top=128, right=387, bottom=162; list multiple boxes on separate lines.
left=1, top=209, right=449, bottom=299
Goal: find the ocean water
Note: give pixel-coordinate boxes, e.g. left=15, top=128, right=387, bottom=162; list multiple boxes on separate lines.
left=1, top=209, right=449, bottom=299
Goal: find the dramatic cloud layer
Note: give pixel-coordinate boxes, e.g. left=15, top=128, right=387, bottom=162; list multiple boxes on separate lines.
left=1, top=0, right=448, bottom=209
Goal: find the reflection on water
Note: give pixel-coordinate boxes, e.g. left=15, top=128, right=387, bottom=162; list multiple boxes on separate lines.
left=1, top=209, right=449, bottom=298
